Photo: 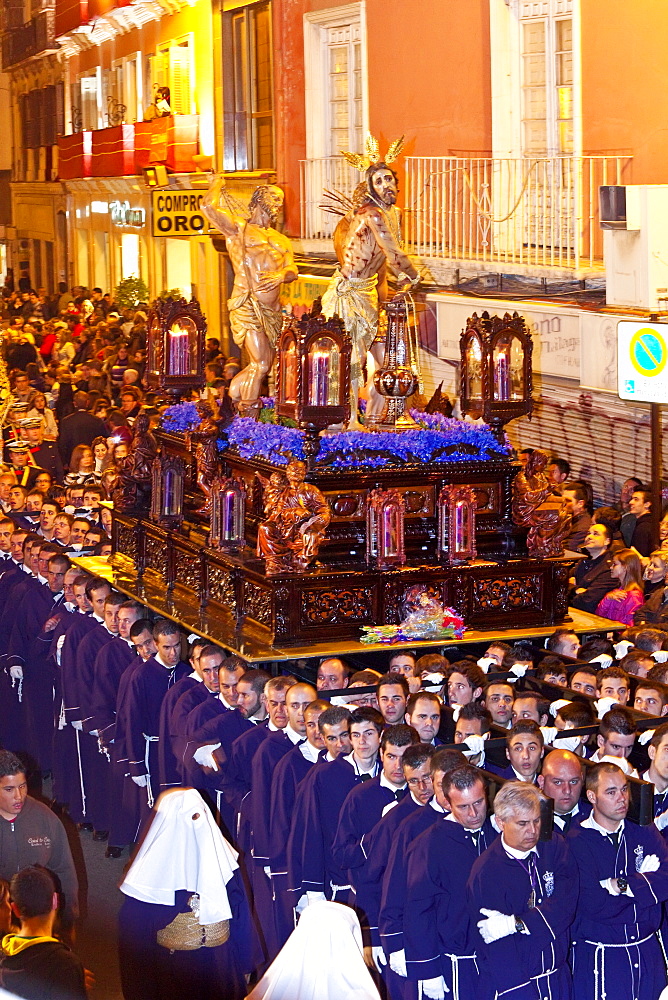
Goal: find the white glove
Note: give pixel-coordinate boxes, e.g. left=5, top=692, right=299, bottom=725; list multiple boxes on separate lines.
left=640, top=854, right=660, bottom=873
left=549, top=698, right=572, bottom=718
left=461, top=734, right=488, bottom=758
left=71, top=720, right=83, bottom=731
left=306, top=890, right=326, bottom=905
left=193, top=743, right=221, bottom=770
left=510, top=663, right=528, bottom=678
left=653, top=650, right=668, bottom=663
left=638, top=729, right=655, bottom=746
left=557, top=734, right=583, bottom=753
left=450, top=704, right=462, bottom=722
left=421, top=976, right=449, bottom=998
left=8, top=665, right=22, bottom=681
left=263, top=866, right=271, bottom=878
left=477, top=908, right=516, bottom=944
left=389, top=949, right=407, bottom=977
left=655, top=810, right=668, bottom=832
left=477, top=656, right=496, bottom=673
left=595, top=696, right=618, bottom=719
left=589, top=654, right=613, bottom=668
left=132, top=774, right=149, bottom=787
left=614, top=640, right=634, bottom=659
left=371, top=946, right=386, bottom=973
left=540, top=726, right=558, bottom=745
left=599, top=877, right=634, bottom=897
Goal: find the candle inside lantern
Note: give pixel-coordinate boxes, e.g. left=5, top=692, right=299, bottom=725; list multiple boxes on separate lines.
left=382, top=505, right=399, bottom=556
left=308, top=350, right=331, bottom=406
left=453, top=501, right=470, bottom=554
left=168, top=325, right=190, bottom=376
left=495, top=351, right=510, bottom=401
left=163, top=468, right=175, bottom=516
left=222, top=490, right=238, bottom=539
left=284, top=344, right=297, bottom=402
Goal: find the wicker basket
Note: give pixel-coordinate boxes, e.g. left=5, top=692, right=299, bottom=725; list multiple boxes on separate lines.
left=157, top=895, right=230, bottom=951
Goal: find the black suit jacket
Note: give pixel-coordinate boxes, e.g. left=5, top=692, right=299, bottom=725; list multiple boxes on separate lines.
left=571, top=550, right=616, bottom=613
left=58, top=411, right=108, bottom=467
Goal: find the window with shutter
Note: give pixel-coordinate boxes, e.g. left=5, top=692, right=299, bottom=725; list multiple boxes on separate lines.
left=519, top=3, right=572, bottom=157
left=80, top=75, right=98, bottom=131
left=4, top=0, right=24, bottom=31
left=55, top=81, right=64, bottom=136
left=223, top=1, right=274, bottom=171
left=42, top=86, right=56, bottom=146
left=169, top=41, right=192, bottom=115
left=22, top=91, right=36, bottom=148
left=123, top=56, right=138, bottom=122
left=146, top=52, right=166, bottom=112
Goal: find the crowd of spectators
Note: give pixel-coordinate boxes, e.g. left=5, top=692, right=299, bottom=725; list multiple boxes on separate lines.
left=0, top=283, right=243, bottom=551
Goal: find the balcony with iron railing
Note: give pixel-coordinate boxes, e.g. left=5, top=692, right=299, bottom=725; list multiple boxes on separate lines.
left=1, top=9, right=58, bottom=69
left=300, top=154, right=633, bottom=277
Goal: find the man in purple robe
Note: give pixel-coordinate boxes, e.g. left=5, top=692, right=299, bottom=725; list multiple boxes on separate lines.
left=378, top=748, right=468, bottom=1000
left=467, top=781, right=577, bottom=1000
left=107, top=618, right=157, bottom=851
left=158, top=643, right=227, bottom=790
left=121, top=618, right=190, bottom=819
left=249, top=682, right=317, bottom=961
left=268, top=698, right=328, bottom=950
left=89, top=600, right=143, bottom=857
left=288, top=706, right=383, bottom=906
left=156, top=638, right=209, bottom=790
left=403, top=764, right=497, bottom=1000
left=568, top=761, right=668, bottom=1000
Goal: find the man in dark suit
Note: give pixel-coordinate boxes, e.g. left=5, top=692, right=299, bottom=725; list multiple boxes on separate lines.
left=57, top=391, right=107, bottom=468
left=571, top=522, right=617, bottom=613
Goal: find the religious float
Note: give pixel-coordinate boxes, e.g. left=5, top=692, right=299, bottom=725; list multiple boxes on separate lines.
left=110, top=291, right=577, bottom=650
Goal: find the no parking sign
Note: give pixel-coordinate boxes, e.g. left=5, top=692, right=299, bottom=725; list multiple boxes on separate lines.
left=617, top=321, right=668, bottom=403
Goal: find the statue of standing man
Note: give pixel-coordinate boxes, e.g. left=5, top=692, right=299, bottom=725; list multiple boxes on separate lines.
left=321, top=135, right=420, bottom=429
left=202, top=179, right=298, bottom=417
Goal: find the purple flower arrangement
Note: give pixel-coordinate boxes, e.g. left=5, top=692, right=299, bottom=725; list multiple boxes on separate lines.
left=161, top=401, right=200, bottom=433
left=160, top=403, right=508, bottom=469
left=227, top=417, right=305, bottom=465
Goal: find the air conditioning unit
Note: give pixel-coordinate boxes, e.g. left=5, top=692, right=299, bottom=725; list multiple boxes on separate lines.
left=603, top=185, right=668, bottom=309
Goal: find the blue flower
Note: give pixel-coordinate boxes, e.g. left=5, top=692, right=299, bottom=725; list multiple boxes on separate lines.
left=163, top=404, right=510, bottom=470
left=161, top=401, right=200, bottom=433
left=226, top=418, right=305, bottom=465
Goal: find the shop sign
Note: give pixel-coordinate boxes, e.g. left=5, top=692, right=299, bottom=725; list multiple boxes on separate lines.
left=110, top=200, right=146, bottom=228
left=151, top=191, right=213, bottom=237
left=280, top=273, right=330, bottom=321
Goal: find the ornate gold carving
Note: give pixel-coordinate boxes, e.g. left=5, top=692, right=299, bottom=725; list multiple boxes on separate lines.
left=243, top=581, right=272, bottom=627
left=471, top=483, right=500, bottom=513
left=174, top=554, right=200, bottom=593
left=329, top=493, right=363, bottom=518
left=401, top=490, right=431, bottom=516
left=273, top=585, right=291, bottom=637
left=208, top=566, right=235, bottom=610
left=117, top=524, right=137, bottom=560
left=300, top=588, right=372, bottom=625
left=144, top=534, right=168, bottom=580
left=472, top=575, right=542, bottom=612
